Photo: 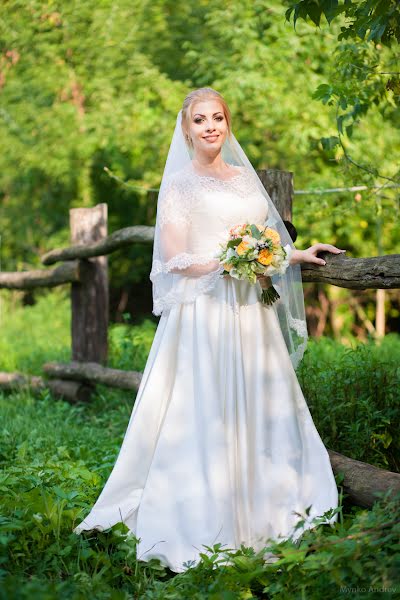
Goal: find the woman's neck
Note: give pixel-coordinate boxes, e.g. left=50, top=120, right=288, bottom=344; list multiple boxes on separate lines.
left=191, top=155, right=231, bottom=177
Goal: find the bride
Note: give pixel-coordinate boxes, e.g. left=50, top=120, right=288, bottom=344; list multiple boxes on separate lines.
left=74, top=87, right=345, bottom=573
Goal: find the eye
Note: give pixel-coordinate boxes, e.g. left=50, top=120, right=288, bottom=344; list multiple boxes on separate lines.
left=194, top=116, right=224, bottom=124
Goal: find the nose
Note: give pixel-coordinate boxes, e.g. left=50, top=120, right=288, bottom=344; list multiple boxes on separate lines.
left=206, top=122, right=215, bottom=132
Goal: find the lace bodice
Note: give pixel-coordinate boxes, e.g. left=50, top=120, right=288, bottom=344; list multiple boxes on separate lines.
left=158, top=163, right=268, bottom=256
left=150, top=162, right=270, bottom=317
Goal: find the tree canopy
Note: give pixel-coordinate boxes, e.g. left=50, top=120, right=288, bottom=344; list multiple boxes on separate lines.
left=1, top=1, right=398, bottom=290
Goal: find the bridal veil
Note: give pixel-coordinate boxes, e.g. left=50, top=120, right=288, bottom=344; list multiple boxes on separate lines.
left=150, top=109, right=308, bottom=370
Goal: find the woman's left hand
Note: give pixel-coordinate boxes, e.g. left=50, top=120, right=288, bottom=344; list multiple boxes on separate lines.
left=299, top=243, right=346, bottom=266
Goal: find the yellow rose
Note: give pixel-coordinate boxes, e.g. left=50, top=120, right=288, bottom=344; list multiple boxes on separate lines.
left=236, top=240, right=250, bottom=256
left=257, top=248, right=274, bottom=265
left=264, top=227, right=280, bottom=245
left=224, top=262, right=233, bottom=271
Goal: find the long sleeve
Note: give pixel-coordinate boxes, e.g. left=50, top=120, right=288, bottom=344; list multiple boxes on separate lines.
left=158, top=179, right=221, bottom=277
left=150, top=172, right=226, bottom=316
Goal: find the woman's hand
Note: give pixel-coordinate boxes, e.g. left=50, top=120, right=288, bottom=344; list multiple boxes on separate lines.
left=256, top=274, right=272, bottom=289
left=290, top=244, right=346, bottom=266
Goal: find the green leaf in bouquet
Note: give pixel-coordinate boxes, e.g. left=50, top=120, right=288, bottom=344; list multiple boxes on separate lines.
left=250, top=224, right=262, bottom=239
left=227, top=238, right=242, bottom=249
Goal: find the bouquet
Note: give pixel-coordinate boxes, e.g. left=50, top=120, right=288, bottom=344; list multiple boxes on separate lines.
left=216, top=222, right=292, bottom=306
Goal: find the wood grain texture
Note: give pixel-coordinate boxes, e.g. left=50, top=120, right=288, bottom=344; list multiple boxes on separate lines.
left=0, top=261, right=80, bottom=289
left=42, top=360, right=143, bottom=390
left=328, top=449, right=400, bottom=508
left=70, top=204, right=109, bottom=365
left=301, top=252, right=400, bottom=289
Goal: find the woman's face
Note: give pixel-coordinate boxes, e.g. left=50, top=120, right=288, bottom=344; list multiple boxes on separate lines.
left=187, top=99, right=228, bottom=156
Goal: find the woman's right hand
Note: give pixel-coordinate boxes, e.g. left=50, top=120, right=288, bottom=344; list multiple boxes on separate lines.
left=256, top=274, right=271, bottom=289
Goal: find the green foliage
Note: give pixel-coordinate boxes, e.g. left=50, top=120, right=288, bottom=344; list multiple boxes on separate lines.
left=285, top=0, right=400, bottom=45
left=0, top=387, right=399, bottom=597
left=0, top=287, right=71, bottom=374
left=297, top=333, right=400, bottom=472
left=1, top=0, right=399, bottom=296
left=285, top=0, right=400, bottom=194
left=1, top=4, right=400, bottom=592
left=108, top=318, right=157, bottom=372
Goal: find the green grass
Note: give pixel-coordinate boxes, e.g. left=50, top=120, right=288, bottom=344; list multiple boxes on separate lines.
left=0, top=288, right=399, bottom=598
left=1, top=388, right=399, bottom=600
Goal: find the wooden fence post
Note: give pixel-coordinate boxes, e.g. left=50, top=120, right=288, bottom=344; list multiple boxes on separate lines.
left=257, top=169, right=294, bottom=222
left=70, top=204, right=109, bottom=365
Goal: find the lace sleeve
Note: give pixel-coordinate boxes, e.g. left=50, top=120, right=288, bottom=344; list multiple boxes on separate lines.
left=158, top=178, right=221, bottom=277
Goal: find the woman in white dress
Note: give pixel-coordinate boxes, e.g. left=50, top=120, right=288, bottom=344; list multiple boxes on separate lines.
left=74, top=88, right=345, bottom=573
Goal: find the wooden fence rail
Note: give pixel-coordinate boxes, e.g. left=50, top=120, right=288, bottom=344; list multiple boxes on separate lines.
left=0, top=262, right=81, bottom=289
left=2, top=246, right=399, bottom=290
left=1, top=168, right=399, bottom=366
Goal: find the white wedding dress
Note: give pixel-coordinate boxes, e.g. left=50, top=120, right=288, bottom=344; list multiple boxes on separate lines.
left=74, top=164, right=338, bottom=573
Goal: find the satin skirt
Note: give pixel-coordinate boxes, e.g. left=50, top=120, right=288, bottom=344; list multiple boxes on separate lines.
left=73, top=277, right=338, bottom=573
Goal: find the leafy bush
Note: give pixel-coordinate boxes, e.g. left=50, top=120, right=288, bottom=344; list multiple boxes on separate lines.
left=297, top=334, right=400, bottom=472
left=108, top=318, right=157, bottom=373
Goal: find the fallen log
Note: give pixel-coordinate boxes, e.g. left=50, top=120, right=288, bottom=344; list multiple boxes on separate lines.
left=42, top=360, right=142, bottom=391
left=0, top=261, right=81, bottom=289
left=0, top=372, right=45, bottom=391
left=327, top=449, right=400, bottom=508
left=0, top=372, right=94, bottom=403
left=47, top=379, right=95, bottom=403
left=302, top=252, right=400, bottom=290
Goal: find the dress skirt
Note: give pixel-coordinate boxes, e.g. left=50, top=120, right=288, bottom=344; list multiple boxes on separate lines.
left=74, top=276, right=338, bottom=573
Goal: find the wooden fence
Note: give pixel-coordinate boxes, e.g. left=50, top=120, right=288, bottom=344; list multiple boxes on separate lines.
left=1, top=169, right=399, bottom=506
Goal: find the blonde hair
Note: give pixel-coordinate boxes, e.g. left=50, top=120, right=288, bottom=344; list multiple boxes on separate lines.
left=181, top=87, right=232, bottom=150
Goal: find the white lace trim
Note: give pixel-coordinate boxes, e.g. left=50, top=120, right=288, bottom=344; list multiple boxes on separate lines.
left=157, top=165, right=262, bottom=229
left=184, top=163, right=261, bottom=198
left=290, top=340, right=308, bottom=371
left=287, top=313, right=308, bottom=339
left=150, top=253, right=218, bottom=279
left=188, top=162, right=245, bottom=184
left=152, top=267, right=224, bottom=316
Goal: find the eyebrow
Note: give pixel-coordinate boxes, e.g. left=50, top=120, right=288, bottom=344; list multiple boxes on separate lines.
left=193, top=112, right=223, bottom=117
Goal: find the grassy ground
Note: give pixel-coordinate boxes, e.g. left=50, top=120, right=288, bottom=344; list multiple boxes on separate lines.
left=0, top=288, right=399, bottom=598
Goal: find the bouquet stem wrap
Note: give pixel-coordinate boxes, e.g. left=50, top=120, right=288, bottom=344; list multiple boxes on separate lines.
left=259, top=276, right=281, bottom=305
